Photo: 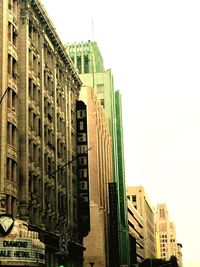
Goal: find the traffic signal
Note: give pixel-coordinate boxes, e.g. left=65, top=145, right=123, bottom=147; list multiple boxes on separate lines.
left=57, top=255, right=65, bottom=267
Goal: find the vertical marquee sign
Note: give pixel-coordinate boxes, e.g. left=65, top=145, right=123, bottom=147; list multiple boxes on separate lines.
left=76, top=101, right=90, bottom=237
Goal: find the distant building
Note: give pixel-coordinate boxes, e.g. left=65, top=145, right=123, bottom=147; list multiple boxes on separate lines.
left=177, top=243, right=183, bottom=267
left=79, top=87, right=113, bottom=267
left=0, top=0, right=86, bottom=266
left=127, top=198, right=145, bottom=265
left=127, top=186, right=157, bottom=259
left=156, top=204, right=179, bottom=261
left=66, top=41, right=130, bottom=266
left=155, top=231, right=161, bottom=259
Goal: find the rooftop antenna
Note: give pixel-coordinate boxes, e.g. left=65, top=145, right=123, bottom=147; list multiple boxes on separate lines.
left=91, top=17, right=95, bottom=88
left=91, top=17, right=94, bottom=41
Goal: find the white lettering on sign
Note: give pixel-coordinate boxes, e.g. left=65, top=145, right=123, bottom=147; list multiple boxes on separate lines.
left=0, top=238, right=45, bottom=264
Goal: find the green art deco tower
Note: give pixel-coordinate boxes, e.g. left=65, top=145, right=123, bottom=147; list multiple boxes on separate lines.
left=115, top=90, right=130, bottom=266
left=66, top=41, right=130, bottom=266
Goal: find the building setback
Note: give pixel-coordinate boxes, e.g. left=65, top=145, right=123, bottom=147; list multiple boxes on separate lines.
left=0, top=0, right=87, bottom=266
left=80, top=87, right=113, bottom=267
left=66, top=41, right=130, bottom=266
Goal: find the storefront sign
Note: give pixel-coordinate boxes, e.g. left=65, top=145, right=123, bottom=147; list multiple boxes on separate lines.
left=0, top=238, right=45, bottom=264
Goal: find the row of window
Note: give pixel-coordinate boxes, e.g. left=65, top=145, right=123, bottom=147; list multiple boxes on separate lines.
left=160, top=239, right=168, bottom=243
left=160, top=234, right=167, bottom=238
left=29, top=49, right=41, bottom=79
left=29, top=172, right=42, bottom=196
left=29, top=140, right=41, bottom=166
left=30, top=84, right=66, bottom=118
left=57, top=140, right=66, bottom=160
left=29, top=108, right=41, bottom=136
left=29, top=21, right=41, bottom=49
left=29, top=78, right=41, bottom=105
left=44, top=70, right=54, bottom=97
left=44, top=45, right=54, bottom=71
left=56, top=90, right=66, bottom=111
left=127, top=194, right=137, bottom=202
left=72, top=55, right=89, bottom=74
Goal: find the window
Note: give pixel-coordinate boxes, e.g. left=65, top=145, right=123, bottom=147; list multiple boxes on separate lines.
left=7, top=87, right=17, bottom=111
left=84, top=55, right=89, bottom=73
left=97, top=84, right=104, bottom=93
left=132, top=195, right=136, bottom=202
left=7, top=122, right=17, bottom=147
left=159, top=208, right=165, bottom=218
left=8, top=22, right=12, bottom=42
left=77, top=56, right=82, bottom=74
left=6, top=158, right=16, bottom=182
left=100, top=99, right=105, bottom=108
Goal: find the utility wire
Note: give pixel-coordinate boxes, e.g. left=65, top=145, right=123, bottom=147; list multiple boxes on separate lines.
left=48, top=147, right=91, bottom=177
left=0, top=88, right=8, bottom=105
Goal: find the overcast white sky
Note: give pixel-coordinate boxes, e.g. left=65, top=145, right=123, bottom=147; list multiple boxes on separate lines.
left=41, top=1, right=200, bottom=266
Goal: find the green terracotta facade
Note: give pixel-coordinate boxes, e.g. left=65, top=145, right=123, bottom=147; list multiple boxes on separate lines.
left=66, top=41, right=130, bottom=266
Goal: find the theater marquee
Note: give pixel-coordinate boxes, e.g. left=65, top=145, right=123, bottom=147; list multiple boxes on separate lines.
left=0, top=215, right=45, bottom=265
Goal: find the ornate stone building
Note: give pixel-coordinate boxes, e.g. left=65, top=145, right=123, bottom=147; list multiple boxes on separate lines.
left=0, top=0, right=86, bottom=266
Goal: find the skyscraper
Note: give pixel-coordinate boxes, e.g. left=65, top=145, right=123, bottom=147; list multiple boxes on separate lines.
left=0, top=1, right=86, bottom=266
left=156, top=204, right=179, bottom=261
left=66, top=41, right=130, bottom=266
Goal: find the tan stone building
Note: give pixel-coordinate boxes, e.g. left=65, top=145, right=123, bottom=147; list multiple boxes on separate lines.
left=126, top=186, right=156, bottom=259
left=177, top=243, right=183, bottom=267
left=156, top=204, right=179, bottom=262
left=79, top=87, right=113, bottom=267
left=0, top=0, right=85, bottom=266
left=127, top=198, right=145, bottom=264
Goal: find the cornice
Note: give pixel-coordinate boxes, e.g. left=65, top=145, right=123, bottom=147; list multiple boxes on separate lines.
left=25, top=0, right=82, bottom=87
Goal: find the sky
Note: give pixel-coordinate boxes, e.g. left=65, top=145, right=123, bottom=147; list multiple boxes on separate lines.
left=41, top=1, right=200, bottom=266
